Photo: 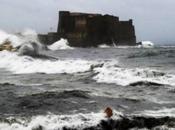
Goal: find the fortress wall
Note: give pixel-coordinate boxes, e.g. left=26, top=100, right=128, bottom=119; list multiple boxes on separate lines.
left=39, top=11, right=137, bottom=46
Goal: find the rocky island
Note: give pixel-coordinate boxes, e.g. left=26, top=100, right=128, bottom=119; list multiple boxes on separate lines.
left=38, top=11, right=137, bottom=47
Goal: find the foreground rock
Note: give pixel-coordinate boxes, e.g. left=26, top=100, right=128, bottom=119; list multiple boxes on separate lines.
left=0, top=39, right=17, bottom=51
left=62, top=116, right=175, bottom=130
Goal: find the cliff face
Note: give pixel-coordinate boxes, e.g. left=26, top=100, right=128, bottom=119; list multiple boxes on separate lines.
left=39, top=11, right=136, bottom=47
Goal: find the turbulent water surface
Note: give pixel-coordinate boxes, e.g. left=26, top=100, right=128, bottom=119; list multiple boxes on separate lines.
left=0, top=34, right=175, bottom=130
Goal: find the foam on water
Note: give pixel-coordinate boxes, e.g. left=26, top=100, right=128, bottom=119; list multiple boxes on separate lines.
left=0, top=30, right=22, bottom=47
left=48, top=38, right=74, bottom=50
left=98, top=44, right=111, bottom=48
left=0, top=111, right=122, bottom=130
left=93, top=61, right=175, bottom=86
left=135, top=108, right=175, bottom=118
left=0, top=51, right=98, bottom=74
left=0, top=50, right=175, bottom=86
left=19, top=29, right=41, bottom=45
left=0, top=29, right=41, bottom=48
left=138, top=41, right=155, bottom=48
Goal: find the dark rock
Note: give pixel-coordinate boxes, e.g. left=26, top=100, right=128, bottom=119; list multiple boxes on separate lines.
left=129, top=81, right=164, bottom=86
left=32, top=125, right=43, bottom=130
left=84, top=116, right=175, bottom=130
left=59, top=116, right=175, bottom=130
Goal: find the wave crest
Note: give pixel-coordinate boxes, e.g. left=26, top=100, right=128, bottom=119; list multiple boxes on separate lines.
left=48, top=39, right=74, bottom=50
left=0, top=111, right=174, bottom=130
left=93, top=61, right=175, bottom=86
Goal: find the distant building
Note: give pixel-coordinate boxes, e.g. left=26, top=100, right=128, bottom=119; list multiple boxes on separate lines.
left=38, top=11, right=136, bottom=47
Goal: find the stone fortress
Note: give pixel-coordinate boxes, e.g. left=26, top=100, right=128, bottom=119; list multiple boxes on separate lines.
left=38, top=11, right=137, bottom=47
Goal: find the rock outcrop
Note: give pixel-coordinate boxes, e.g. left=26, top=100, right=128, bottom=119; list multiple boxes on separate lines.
left=0, top=39, right=17, bottom=51
left=38, top=11, right=137, bottom=47
left=62, top=116, right=175, bottom=130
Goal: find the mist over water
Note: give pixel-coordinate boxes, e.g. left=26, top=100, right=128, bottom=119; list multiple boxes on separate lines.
left=0, top=30, right=175, bottom=130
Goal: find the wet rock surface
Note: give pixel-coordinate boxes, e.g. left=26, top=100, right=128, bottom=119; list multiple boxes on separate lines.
left=0, top=39, right=17, bottom=51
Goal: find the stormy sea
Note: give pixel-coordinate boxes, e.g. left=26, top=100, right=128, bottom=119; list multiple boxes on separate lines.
left=0, top=30, right=175, bottom=130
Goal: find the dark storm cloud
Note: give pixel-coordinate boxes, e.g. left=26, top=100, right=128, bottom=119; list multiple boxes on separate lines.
left=0, top=0, right=175, bottom=44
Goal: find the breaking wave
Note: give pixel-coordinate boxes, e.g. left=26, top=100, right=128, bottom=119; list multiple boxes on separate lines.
left=0, top=110, right=174, bottom=130
left=0, top=51, right=175, bottom=86
left=138, top=41, right=155, bottom=48
left=93, top=61, right=175, bottom=86
left=0, top=30, right=175, bottom=86
left=0, top=29, right=40, bottom=48
left=48, top=38, right=74, bottom=50
left=0, top=30, right=22, bottom=48
left=139, top=108, right=175, bottom=118
left=0, top=112, right=106, bottom=130
left=0, top=51, right=98, bottom=74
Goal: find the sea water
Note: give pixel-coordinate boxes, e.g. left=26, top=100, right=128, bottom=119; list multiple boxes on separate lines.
left=0, top=30, right=175, bottom=130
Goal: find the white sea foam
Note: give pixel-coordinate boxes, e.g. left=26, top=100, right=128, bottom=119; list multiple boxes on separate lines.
left=0, top=29, right=41, bottom=49
left=0, top=111, right=122, bottom=130
left=0, top=30, right=22, bottom=47
left=138, top=41, right=154, bottom=48
left=115, top=46, right=139, bottom=49
left=93, top=61, right=175, bottom=86
left=19, top=29, right=41, bottom=45
left=98, top=44, right=111, bottom=48
left=98, top=44, right=140, bottom=49
left=48, top=38, right=74, bottom=50
left=0, top=51, right=97, bottom=74
left=0, top=50, right=175, bottom=86
left=135, top=108, right=175, bottom=118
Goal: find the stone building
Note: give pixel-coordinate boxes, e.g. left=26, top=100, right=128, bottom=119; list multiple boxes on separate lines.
left=38, top=11, right=136, bottom=47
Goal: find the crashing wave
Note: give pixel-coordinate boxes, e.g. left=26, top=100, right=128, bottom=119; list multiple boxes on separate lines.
left=0, top=29, right=40, bottom=48
left=138, top=41, right=155, bottom=48
left=0, top=111, right=174, bottom=130
left=0, top=112, right=106, bottom=130
left=0, top=50, right=175, bottom=86
left=93, top=61, right=175, bottom=86
left=0, top=29, right=48, bottom=57
left=17, top=29, right=46, bottom=56
left=48, top=39, right=74, bottom=50
left=18, top=41, right=43, bottom=56
left=0, top=51, right=98, bottom=74
left=0, top=30, right=22, bottom=48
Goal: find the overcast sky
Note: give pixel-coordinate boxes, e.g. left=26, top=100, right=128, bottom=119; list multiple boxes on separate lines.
left=0, top=0, right=175, bottom=44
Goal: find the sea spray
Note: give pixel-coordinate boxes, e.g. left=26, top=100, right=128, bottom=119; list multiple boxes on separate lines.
left=138, top=41, right=155, bottom=48
left=0, top=29, right=42, bottom=47
left=0, top=30, right=22, bottom=47
left=93, top=61, right=175, bottom=86
left=48, top=38, right=74, bottom=50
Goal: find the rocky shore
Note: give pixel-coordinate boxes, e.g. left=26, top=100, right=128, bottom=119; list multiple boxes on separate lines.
left=62, top=116, right=175, bottom=130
